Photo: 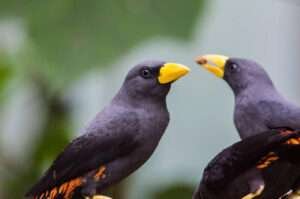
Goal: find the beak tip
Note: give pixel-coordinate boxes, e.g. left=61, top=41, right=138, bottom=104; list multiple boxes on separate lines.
left=185, top=66, right=191, bottom=73
left=195, top=56, right=207, bottom=65
left=181, top=66, right=190, bottom=76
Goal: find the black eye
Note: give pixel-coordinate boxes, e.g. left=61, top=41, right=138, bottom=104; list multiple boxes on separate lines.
left=141, top=68, right=152, bottom=79
left=229, top=63, right=238, bottom=71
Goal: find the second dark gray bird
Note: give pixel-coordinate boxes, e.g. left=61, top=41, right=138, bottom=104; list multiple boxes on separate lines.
left=196, top=54, right=300, bottom=198
left=25, top=60, right=189, bottom=199
left=196, top=54, right=300, bottom=139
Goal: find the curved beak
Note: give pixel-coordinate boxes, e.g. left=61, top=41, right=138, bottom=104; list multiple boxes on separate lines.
left=158, top=63, right=190, bottom=84
left=195, top=54, right=229, bottom=78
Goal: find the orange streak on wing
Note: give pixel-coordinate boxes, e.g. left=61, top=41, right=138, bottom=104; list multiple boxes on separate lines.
left=280, top=130, right=300, bottom=145
left=49, top=187, right=58, bottom=199
left=64, top=177, right=83, bottom=198
left=35, top=177, right=83, bottom=199
left=286, top=138, right=300, bottom=145
left=94, top=166, right=106, bottom=181
left=257, top=152, right=279, bottom=169
left=34, top=165, right=107, bottom=199
left=59, top=182, right=69, bottom=194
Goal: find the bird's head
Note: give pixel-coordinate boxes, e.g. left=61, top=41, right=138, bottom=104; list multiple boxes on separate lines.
left=195, top=54, right=274, bottom=95
left=122, top=60, right=190, bottom=100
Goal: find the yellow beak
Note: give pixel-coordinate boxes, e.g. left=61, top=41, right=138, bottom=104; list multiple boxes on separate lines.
left=158, top=63, right=190, bottom=84
left=195, top=54, right=229, bottom=78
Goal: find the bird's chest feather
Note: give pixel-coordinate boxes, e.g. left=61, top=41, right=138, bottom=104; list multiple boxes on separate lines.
left=138, top=108, right=169, bottom=139
left=114, top=108, right=169, bottom=168
left=234, top=99, right=269, bottom=138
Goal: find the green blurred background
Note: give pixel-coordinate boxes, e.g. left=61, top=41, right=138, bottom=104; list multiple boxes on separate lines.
left=0, top=0, right=299, bottom=198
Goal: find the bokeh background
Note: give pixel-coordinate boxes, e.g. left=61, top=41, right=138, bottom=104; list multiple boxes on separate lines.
left=0, top=0, right=300, bottom=198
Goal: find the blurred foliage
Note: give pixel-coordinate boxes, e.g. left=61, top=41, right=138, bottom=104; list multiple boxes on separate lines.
left=0, top=0, right=206, bottom=198
left=151, top=183, right=195, bottom=199
left=4, top=85, right=71, bottom=199
left=0, top=0, right=204, bottom=89
left=0, top=52, right=13, bottom=100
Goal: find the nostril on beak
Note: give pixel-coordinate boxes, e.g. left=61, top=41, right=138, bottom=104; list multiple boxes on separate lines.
left=195, top=56, right=208, bottom=65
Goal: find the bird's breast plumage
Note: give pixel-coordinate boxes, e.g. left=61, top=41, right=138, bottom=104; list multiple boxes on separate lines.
left=234, top=98, right=269, bottom=138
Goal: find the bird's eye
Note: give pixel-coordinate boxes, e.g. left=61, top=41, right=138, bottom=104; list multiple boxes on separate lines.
left=229, top=64, right=238, bottom=71
left=141, top=68, right=152, bottom=79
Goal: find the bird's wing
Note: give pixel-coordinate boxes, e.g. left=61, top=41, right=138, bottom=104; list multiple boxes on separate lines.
left=26, top=111, right=140, bottom=198
left=202, top=130, right=300, bottom=190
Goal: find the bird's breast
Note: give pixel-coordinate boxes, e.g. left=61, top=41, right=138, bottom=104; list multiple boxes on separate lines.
left=234, top=103, right=269, bottom=138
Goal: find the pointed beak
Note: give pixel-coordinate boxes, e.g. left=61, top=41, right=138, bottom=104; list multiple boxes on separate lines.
left=158, top=63, right=190, bottom=84
left=195, top=54, right=229, bottom=78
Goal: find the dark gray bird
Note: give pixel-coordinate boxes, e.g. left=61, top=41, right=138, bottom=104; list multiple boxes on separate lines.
left=196, top=54, right=300, bottom=198
left=193, top=129, right=300, bottom=199
left=25, top=61, right=190, bottom=199
left=196, top=54, right=300, bottom=139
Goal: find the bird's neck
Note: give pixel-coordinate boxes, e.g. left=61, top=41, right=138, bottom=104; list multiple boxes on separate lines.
left=234, top=80, right=279, bottom=100
left=231, top=74, right=275, bottom=97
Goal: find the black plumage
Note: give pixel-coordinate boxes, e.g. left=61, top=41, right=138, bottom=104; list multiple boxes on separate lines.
left=193, top=130, right=300, bottom=199
left=25, top=61, right=189, bottom=199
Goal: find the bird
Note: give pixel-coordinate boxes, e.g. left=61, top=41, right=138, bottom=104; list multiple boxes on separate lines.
left=196, top=54, right=300, bottom=198
left=193, top=129, right=300, bottom=199
left=25, top=60, right=190, bottom=199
